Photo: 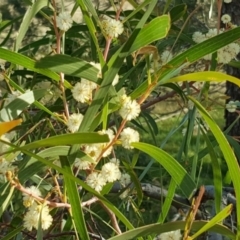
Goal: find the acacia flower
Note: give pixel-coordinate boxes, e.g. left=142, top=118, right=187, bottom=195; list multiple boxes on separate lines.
left=74, top=158, right=96, bottom=170
left=101, top=18, right=124, bottom=38
left=101, top=162, right=121, bottom=182
left=23, top=186, right=42, bottom=207
left=86, top=172, right=106, bottom=192
left=226, top=100, right=239, bottom=113
left=221, top=14, right=231, bottom=24
left=66, top=113, right=83, bottom=132
left=120, top=173, right=131, bottom=186
left=119, top=94, right=141, bottom=121
left=71, top=79, right=97, bottom=104
left=56, top=12, right=73, bottom=31
left=23, top=202, right=53, bottom=231
left=120, top=127, right=140, bottom=149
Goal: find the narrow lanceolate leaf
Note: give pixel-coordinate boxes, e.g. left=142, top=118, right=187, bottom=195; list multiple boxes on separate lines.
left=15, top=0, right=48, bottom=51
left=18, top=133, right=109, bottom=150
left=189, top=96, right=240, bottom=235
left=35, top=54, right=99, bottom=82
left=132, top=142, right=196, bottom=197
left=190, top=204, right=233, bottom=239
left=0, top=48, right=71, bottom=88
left=108, top=221, right=235, bottom=240
left=0, top=90, right=46, bottom=122
left=60, top=156, right=90, bottom=240
left=164, top=71, right=240, bottom=85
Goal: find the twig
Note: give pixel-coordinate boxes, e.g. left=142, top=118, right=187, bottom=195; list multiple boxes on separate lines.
left=99, top=201, right=122, bottom=234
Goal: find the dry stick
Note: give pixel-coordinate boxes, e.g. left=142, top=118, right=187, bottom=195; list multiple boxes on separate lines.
left=98, top=201, right=122, bottom=234
left=10, top=177, right=99, bottom=209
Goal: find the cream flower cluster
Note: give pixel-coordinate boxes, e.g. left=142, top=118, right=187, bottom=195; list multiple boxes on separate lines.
left=86, top=158, right=121, bottom=192
left=119, top=94, right=141, bottom=121
left=192, top=29, right=240, bottom=64
left=226, top=100, right=239, bottom=113
left=72, top=62, right=119, bottom=104
left=74, top=129, right=115, bottom=170
left=72, top=78, right=98, bottom=104
left=23, top=202, right=53, bottom=231
left=66, top=113, right=83, bottom=132
left=101, top=17, right=124, bottom=38
left=56, top=12, right=73, bottom=31
left=22, top=186, right=42, bottom=207
left=120, top=127, right=140, bottom=149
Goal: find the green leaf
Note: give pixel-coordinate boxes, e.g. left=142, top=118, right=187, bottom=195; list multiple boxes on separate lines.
left=189, top=96, right=240, bottom=235
left=35, top=54, right=99, bottom=83
left=0, top=48, right=71, bottom=88
left=129, top=15, right=170, bottom=53
left=60, top=156, right=90, bottom=240
left=157, top=179, right=177, bottom=223
left=0, top=89, right=46, bottom=121
left=164, top=71, right=240, bottom=85
left=191, top=204, right=233, bottom=239
left=17, top=133, right=109, bottom=151
left=15, top=0, right=48, bottom=51
left=108, top=221, right=235, bottom=240
left=132, top=142, right=196, bottom=197
left=169, top=4, right=187, bottom=22
left=201, top=131, right=222, bottom=214
left=1, top=226, right=23, bottom=240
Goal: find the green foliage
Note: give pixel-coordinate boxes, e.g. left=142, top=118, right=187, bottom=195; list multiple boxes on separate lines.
left=0, top=0, right=239, bottom=239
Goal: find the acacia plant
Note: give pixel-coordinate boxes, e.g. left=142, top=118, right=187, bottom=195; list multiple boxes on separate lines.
left=0, top=0, right=240, bottom=239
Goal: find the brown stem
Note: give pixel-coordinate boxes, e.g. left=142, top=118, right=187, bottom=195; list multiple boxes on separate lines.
left=99, top=201, right=122, bottom=234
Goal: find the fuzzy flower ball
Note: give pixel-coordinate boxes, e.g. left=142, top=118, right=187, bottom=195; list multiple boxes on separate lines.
left=102, top=18, right=124, bottom=38
left=221, top=14, right=231, bottom=24
left=23, top=202, right=53, bottom=231
left=119, top=94, right=141, bottom=121
left=66, top=113, right=83, bottom=132
left=101, top=162, right=121, bottom=182
left=120, top=127, right=140, bottom=149
left=226, top=100, right=239, bottom=113
left=56, top=12, right=73, bottom=31
left=86, top=172, right=106, bottom=192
